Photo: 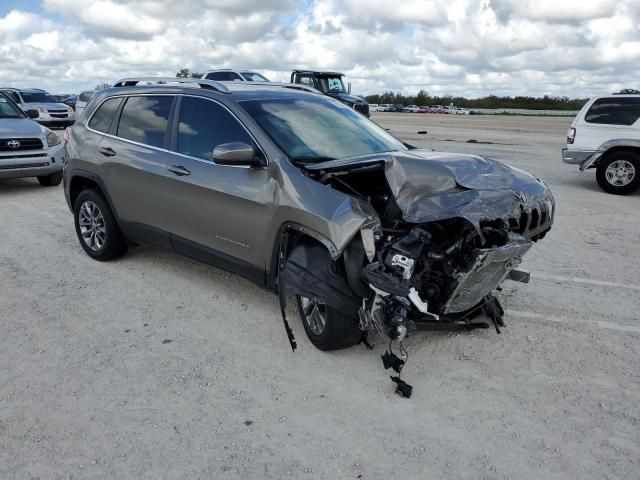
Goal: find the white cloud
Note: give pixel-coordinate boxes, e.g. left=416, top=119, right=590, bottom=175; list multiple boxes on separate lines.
left=0, top=0, right=638, bottom=97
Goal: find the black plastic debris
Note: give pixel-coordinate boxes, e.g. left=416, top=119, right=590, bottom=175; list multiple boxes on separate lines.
left=390, top=376, right=413, bottom=398
left=417, top=130, right=427, bottom=134
left=381, top=351, right=405, bottom=373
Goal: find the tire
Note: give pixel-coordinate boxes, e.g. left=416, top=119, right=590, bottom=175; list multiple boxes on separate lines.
left=296, top=296, right=361, bottom=351
left=37, top=170, right=63, bottom=186
left=73, top=188, right=128, bottom=261
left=596, top=150, right=640, bottom=195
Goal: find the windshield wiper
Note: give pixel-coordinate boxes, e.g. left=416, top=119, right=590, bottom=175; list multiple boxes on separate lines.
left=290, top=156, right=336, bottom=164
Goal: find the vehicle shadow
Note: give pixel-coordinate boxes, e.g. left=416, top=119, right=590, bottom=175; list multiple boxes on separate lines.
left=0, top=178, right=57, bottom=196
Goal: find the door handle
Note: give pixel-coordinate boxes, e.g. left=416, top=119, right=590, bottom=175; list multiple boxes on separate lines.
left=99, top=147, right=116, bottom=157
left=168, top=165, right=191, bottom=176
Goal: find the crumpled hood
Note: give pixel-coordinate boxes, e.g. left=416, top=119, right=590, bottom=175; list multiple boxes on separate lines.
left=305, top=149, right=554, bottom=228
left=384, top=149, right=554, bottom=226
left=0, top=117, right=47, bottom=137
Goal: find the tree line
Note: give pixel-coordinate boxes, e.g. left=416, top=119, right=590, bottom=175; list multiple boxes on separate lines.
left=364, top=90, right=588, bottom=110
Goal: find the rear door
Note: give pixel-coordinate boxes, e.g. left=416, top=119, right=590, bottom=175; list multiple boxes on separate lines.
left=97, top=94, right=176, bottom=246
left=577, top=96, right=640, bottom=150
left=163, top=95, right=275, bottom=275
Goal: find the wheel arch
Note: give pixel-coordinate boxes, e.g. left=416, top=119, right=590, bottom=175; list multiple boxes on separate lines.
left=68, top=170, right=120, bottom=222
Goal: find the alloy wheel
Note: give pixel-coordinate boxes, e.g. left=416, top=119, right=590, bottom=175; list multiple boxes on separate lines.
left=605, top=159, right=636, bottom=187
left=78, top=201, right=106, bottom=251
left=300, top=296, right=327, bottom=335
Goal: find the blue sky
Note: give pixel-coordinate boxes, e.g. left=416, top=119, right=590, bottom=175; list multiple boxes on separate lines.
left=0, top=0, right=637, bottom=96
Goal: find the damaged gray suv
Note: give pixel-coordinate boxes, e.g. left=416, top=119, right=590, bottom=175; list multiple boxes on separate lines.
left=64, top=77, right=554, bottom=354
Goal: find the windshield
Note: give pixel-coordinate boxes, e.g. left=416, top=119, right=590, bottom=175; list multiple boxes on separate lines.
left=320, top=76, right=346, bottom=94
left=240, top=96, right=406, bottom=162
left=0, top=93, right=26, bottom=119
left=19, top=91, right=59, bottom=103
left=241, top=72, right=269, bottom=82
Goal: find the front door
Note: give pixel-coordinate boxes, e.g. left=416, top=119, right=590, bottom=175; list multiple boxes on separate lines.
left=163, top=95, right=276, bottom=276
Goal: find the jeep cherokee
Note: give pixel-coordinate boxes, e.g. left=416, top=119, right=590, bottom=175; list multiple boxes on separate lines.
left=63, top=77, right=554, bottom=355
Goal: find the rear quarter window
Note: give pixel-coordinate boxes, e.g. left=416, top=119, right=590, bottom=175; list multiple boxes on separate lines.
left=88, top=97, right=123, bottom=133
left=584, top=97, right=640, bottom=126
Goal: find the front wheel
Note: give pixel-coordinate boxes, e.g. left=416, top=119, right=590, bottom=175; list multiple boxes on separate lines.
left=295, top=296, right=361, bottom=351
left=596, top=151, right=639, bottom=195
left=37, top=170, right=63, bottom=186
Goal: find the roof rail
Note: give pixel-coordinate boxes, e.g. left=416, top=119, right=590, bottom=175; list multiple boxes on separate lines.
left=239, top=81, right=322, bottom=94
left=113, top=77, right=230, bottom=94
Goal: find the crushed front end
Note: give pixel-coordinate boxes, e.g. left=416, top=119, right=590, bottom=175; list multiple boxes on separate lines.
left=292, top=150, right=554, bottom=396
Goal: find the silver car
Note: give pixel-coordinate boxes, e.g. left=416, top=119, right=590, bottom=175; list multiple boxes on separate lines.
left=64, top=77, right=554, bottom=358
left=0, top=91, right=65, bottom=186
left=0, top=88, right=75, bottom=128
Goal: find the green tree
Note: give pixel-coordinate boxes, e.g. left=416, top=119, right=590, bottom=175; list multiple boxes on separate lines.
left=176, top=68, right=203, bottom=79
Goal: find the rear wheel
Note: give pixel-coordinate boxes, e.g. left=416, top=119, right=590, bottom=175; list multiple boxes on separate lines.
left=596, top=151, right=639, bottom=195
left=296, top=296, right=361, bottom=351
left=74, top=188, right=128, bottom=261
left=37, top=170, right=63, bottom=186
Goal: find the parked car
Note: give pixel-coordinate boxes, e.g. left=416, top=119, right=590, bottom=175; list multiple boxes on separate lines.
left=369, top=103, right=381, bottom=112
left=64, top=77, right=554, bottom=355
left=401, top=105, right=419, bottom=113
left=562, top=91, right=640, bottom=194
left=203, top=69, right=270, bottom=82
left=62, top=95, right=78, bottom=111
left=0, top=91, right=65, bottom=186
left=0, top=88, right=75, bottom=128
left=416, top=106, right=430, bottom=113
left=75, top=91, right=94, bottom=117
left=290, top=70, right=369, bottom=117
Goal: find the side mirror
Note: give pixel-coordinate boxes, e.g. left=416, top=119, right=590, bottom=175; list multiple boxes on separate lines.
left=213, top=142, right=264, bottom=167
left=26, top=109, right=39, bottom=119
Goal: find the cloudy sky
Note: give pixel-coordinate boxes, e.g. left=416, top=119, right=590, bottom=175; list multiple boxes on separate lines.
left=0, top=0, right=637, bottom=97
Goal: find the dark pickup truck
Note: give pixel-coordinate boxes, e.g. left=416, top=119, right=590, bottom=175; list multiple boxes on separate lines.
left=291, top=70, right=369, bottom=117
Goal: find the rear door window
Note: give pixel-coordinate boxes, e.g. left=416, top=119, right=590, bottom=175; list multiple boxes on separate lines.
left=584, top=97, right=640, bottom=126
left=116, top=96, right=173, bottom=148
left=176, top=96, right=254, bottom=161
left=88, top=97, right=123, bottom=133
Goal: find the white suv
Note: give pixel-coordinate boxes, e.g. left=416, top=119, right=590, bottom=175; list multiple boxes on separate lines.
left=563, top=92, right=640, bottom=194
left=0, top=88, right=76, bottom=128
left=202, top=69, right=270, bottom=82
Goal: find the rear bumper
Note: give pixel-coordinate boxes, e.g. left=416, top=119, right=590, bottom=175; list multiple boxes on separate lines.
left=0, top=145, right=65, bottom=180
left=562, top=148, right=599, bottom=170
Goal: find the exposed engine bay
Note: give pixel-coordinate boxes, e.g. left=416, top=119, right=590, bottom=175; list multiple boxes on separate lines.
left=281, top=150, right=555, bottom=397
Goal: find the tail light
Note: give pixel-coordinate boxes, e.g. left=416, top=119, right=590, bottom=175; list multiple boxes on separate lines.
left=567, top=127, right=576, bottom=144
left=63, top=127, right=70, bottom=142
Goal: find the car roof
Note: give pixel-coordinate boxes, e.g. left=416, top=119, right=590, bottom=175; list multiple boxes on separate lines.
left=292, top=70, right=344, bottom=77
left=101, top=78, right=324, bottom=104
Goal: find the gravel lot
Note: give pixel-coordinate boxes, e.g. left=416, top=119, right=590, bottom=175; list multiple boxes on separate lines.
left=1, top=114, right=638, bottom=480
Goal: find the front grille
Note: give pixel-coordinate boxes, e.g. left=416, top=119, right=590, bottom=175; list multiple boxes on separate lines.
left=47, top=109, right=67, bottom=114
left=0, top=153, right=48, bottom=160
left=0, top=138, right=44, bottom=151
left=508, top=200, right=553, bottom=240
left=0, top=161, right=49, bottom=170
left=50, top=113, right=69, bottom=118
left=354, top=103, right=370, bottom=116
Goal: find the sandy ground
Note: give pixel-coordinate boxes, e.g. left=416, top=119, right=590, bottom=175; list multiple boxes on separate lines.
left=1, top=114, right=638, bottom=480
